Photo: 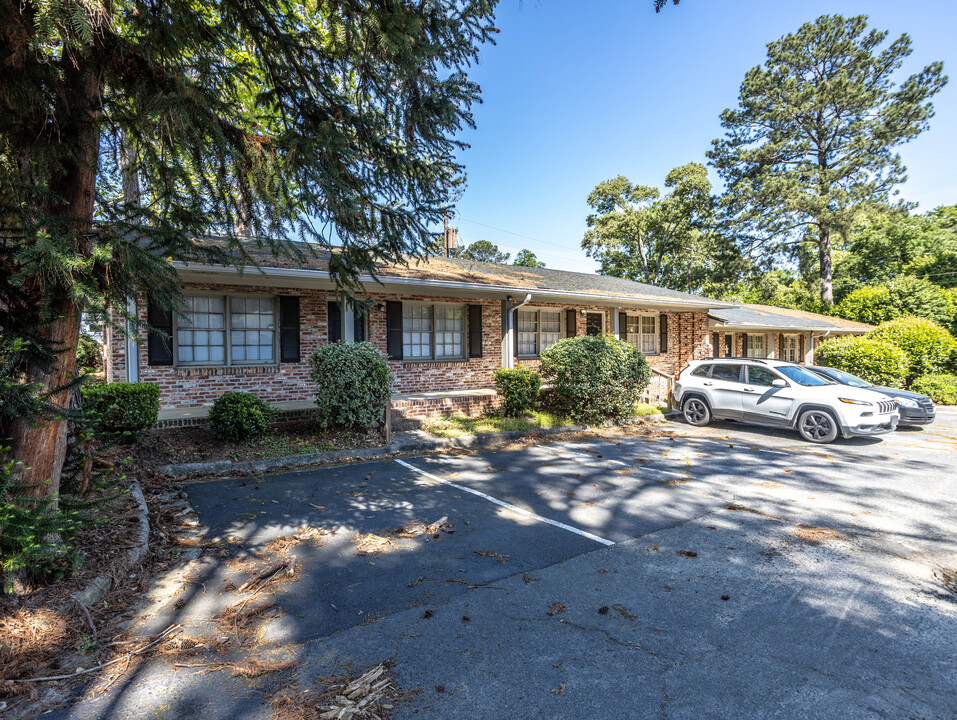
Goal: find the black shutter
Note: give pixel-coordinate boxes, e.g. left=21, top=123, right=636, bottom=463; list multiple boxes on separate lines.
left=565, top=309, right=577, bottom=338
left=619, top=312, right=628, bottom=341
left=353, top=310, right=366, bottom=342
left=659, top=313, right=669, bottom=353
left=468, top=305, right=483, bottom=358
left=712, top=332, right=720, bottom=358
left=386, top=301, right=403, bottom=360
left=279, top=296, right=300, bottom=363
left=147, top=299, right=173, bottom=366
left=799, top=334, right=806, bottom=363
left=742, top=333, right=748, bottom=356
left=327, top=301, right=342, bottom=343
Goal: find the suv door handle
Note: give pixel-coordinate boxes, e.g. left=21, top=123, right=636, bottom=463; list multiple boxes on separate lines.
left=703, top=382, right=712, bottom=386
left=743, top=387, right=756, bottom=393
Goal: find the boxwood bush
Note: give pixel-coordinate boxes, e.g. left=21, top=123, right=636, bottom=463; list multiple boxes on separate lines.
left=867, top=316, right=957, bottom=384
left=494, top=367, right=541, bottom=416
left=81, top=381, right=160, bottom=434
left=813, top=336, right=908, bottom=388
left=538, top=334, right=651, bottom=424
left=208, top=392, right=277, bottom=441
left=910, top=374, right=957, bottom=405
left=309, top=341, right=393, bottom=430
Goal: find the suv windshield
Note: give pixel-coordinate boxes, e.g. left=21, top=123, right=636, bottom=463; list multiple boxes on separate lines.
left=777, top=365, right=834, bottom=387
left=817, top=367, right=871, bottom=387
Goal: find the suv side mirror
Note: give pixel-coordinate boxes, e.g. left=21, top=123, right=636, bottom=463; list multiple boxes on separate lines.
left=771, top=378, right=787, bottom=388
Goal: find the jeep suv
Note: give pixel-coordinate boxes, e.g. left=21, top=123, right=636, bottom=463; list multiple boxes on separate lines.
left=673, top=358, right=899, bottom=443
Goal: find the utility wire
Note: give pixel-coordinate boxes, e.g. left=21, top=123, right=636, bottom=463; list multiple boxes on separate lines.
left=458, top=217, right=583, bottom=251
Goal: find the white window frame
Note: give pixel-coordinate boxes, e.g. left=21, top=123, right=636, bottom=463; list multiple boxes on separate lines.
left=516, top=308, right=564, bottom=359
left=780, top=334, right=800, bottom=363
left=746, top=333, right=767, bottom=359
left=624, top=313, right=659, bottom=355
left=173, top=294, right=278, bottom=367
left=401, top=302, right=467, bottom=362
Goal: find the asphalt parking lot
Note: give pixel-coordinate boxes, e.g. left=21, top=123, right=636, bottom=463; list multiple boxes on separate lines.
left=53, top=414, right=957, bottom=720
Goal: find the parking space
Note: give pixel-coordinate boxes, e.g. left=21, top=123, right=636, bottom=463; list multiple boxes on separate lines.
left=55, top=414, right=957, bottom=720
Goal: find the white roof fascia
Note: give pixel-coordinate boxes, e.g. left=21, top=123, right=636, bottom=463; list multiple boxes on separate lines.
left=172, top=262, right=737, bottom=311
left=710, top=322, right=869, bottom=333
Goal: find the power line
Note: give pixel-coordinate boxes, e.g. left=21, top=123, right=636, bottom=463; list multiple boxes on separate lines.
left=457, top=217, right=583, bottom=252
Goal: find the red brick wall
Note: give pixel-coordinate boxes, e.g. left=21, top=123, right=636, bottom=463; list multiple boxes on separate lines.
left=104, top=283, right=713, bottom=410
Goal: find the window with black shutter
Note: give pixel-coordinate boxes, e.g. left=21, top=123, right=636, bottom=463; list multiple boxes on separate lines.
left=279, top=296, right=300, bottom=363
left=658, top=314, right=669, bottom=353
left=147, top=299, right=173, bottom=366
left=386, top=301, right=403, bottom=360
left=468, top=305, right=483, bottom=358
left=585, top=313, right=603, bottom=336
left=327, top=301, right=343, bottom=343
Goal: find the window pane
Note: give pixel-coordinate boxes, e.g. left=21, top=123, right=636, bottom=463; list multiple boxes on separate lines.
left=747, top=366, right=778, bottom=387
left=403, top=306, right=433, bottom=359
left=177, top=296, right=225, bottom=363
left=711, top=364, right=742, bottom=382
left=747, top=334, right=766, bottom=358
left=229, top=297, right=275, bottom=364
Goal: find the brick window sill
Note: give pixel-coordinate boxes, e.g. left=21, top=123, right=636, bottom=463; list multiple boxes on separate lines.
left=171, top=365, right=281, bottom=377
left=399, top=358, right=471, bottom=368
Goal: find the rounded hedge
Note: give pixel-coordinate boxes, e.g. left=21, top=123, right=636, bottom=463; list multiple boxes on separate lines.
left=538, top=334, right=651, bottom=424
left=867, top=316, right=957, bottom=384
left=208, top=392, right=277, bottom=441
left=81, top=381, right=160, bottom=434
left=494, top=367, right=541, bottom=417
left=833, top=286, right=898, bottom=326
left=910, top=374, right=957, bottom=405
left=813, top=336, right=908, bottom=388
left=309, top=341, right=393, bottom=430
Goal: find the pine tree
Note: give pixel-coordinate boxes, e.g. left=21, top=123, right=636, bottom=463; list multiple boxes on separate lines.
left=708, top=15, right=946, bottom=304
left=0, top=0, right=498, bottom=498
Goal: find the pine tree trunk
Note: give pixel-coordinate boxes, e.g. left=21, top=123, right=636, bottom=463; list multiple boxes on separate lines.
left=8, top=61, right=103, bottom=503
left=818, top=225, right=834, bottom=305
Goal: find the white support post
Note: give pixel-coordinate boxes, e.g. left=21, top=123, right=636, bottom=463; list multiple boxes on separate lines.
left=343, top=304, right=355, bottom=343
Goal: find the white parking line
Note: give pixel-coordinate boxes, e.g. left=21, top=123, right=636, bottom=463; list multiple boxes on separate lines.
left=394, top=458, right=615, bottom=547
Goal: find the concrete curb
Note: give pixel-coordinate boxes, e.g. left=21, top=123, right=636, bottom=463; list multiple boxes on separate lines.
left=72, top=479, right=149, bottom=607
left=158, top=414, right=672, bottom=479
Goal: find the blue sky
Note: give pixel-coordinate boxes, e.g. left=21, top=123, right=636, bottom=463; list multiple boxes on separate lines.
left=449, top=0, right=957, bottom=272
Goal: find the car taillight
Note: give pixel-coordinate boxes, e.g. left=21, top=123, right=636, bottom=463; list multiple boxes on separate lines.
left=674, top=373, right=680, bottom=381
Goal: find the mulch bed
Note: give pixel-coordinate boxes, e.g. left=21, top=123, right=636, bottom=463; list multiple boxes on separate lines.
left=133, top=420, right=384, bottom=467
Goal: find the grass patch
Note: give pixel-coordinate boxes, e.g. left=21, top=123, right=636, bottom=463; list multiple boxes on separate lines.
left=422, top=410, right=568, bottom=439
left=629, top=402, right=667, bottom=418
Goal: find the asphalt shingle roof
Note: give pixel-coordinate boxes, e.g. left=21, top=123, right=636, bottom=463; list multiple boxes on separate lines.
left=709, top=303, right=873, bottom=332
left=183, top=237, right=729, bottom=307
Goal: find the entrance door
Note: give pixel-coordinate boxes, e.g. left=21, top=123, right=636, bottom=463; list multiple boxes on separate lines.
left=586, top=313, right=603, bottom=336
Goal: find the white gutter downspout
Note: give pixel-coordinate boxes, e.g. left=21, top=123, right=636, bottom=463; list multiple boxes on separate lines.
left=809, top=329, right=832, bottom=364
left=502, top=293, right=533, bottom=369
left=126, top=297, right=139, bottom=383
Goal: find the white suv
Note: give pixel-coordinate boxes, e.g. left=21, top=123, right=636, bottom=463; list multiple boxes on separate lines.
left=673, top=358, right=899, bottom=443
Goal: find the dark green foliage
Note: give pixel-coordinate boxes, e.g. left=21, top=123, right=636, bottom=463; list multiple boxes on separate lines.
left=459, top=240, right=510, bottom=264
left=910, top=374, right=957, bottom=405
left=1, top=452, right=83, bottom=593
left=309, top=342, right=393, bottom=431
left=868, top=317, right=957, bottom=384
left=513, top=250, right=545, bottom=268
left=82, top=382, right=160, bottom=435
left=76, top=334, right=102, bottom=375
left=814, top=336, right=908, bottom=388
left=834, top=277, right=953, bottom=327
left=709, top=14, right=947, bottom=303
left=538, top=335, right=651, bottom=424
left=494, top=368, right=541, bottom=416
left=208, top=392, right=277, bottom=442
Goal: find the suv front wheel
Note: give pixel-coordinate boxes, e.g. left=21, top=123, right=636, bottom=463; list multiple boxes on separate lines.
left=797, top=409, right=839, bottom=444
left=682, top=397, right=711, bottom=427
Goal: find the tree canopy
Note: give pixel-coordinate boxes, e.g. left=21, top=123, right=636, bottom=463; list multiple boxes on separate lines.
left=513, top=249, right=545, bottom=267
left=458, top=240, right=510, bottom=264
left=1, top=0, right=499, bottom=495
left=581, top=163, right=737, bottom=293
left=708, top=14, right=947, bottom=304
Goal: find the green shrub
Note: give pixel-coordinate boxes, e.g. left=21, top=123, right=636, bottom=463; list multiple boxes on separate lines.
left=309, top=341, right=393, bottom=430
left=813, top=336, right=908, bottom=388
left=494, top=368, right=541, bottom=416
left=538, top=334, right=651, bottom=424
left=81, top=381, right=160, bottom=434
left=867, top=316, right=957, bottom=384
left=832, top=286, right=898, bottom=326
left=910, top=374, right=957, bottom=405
left=1, top=451, right=83, bottom=593
left=208, top=392, right=277, bottom=441
left=76, top=334, right=102, bottom=374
